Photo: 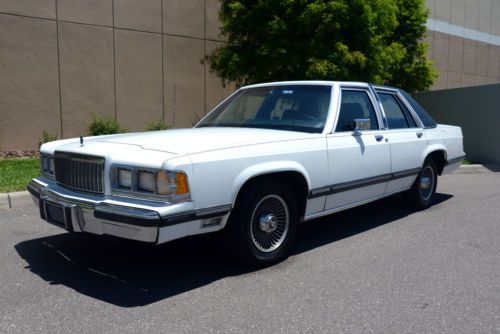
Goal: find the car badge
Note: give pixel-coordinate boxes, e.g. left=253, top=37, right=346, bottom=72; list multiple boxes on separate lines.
left=80, top=135, right=84, bottom=146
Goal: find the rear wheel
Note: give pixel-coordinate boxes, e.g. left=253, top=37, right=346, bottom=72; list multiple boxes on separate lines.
left=409, top=157, right=438, bottom=209
left=226, top=180, right=298, bottom=266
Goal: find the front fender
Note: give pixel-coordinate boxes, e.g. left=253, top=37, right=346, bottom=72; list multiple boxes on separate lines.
left=230, top=161, right=311, bottom=207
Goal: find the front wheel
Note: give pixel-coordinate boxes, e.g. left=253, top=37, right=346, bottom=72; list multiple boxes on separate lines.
left=225, top=180, right=298, bottom=266
left=409, top=158, right=438, bottom=209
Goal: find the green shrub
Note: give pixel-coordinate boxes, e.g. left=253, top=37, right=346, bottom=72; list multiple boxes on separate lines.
left=146, top=119, right=170, bottom=131
left=39, top=130, right=58, bottom=147
left=87, top=113, right=126, bottom=136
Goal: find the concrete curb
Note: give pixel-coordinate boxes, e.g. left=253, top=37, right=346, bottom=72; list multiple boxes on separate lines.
left=0, top=164, right=498, bottom=210
left=451, top=164, right=500, bottom=174
left=0, top=191, right=32, bottom=210
left=0, top=193, right=10, bottom=210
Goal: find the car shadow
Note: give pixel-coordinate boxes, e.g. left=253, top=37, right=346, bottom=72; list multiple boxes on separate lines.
left=293, top=193, right=452, bottom=255
left=15, top=193, right=452, bottom=307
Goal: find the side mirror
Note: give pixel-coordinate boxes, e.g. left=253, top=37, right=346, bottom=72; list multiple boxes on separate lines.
left=352, top=118, right=371, bottom=136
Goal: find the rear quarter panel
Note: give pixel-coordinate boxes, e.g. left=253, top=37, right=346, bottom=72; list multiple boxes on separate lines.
left=422, top=127, right=447, bottom=164
left=422, top=124, right=464, bottom=173
left=437, top=124, right=465, bottom=160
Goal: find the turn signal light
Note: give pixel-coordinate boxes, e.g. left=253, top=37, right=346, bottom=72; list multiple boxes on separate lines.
left=176, top=172, right=189, bottom=194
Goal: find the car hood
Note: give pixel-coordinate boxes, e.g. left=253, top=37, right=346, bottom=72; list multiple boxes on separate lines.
left=93, top=127, right=312, bottom=155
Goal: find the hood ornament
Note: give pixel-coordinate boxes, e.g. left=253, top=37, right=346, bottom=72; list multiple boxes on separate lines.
left=80, top=135, right=84, bottom=147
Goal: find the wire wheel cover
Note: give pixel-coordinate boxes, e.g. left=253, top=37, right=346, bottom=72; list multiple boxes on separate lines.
left=250, top=194, right=289, bottom=252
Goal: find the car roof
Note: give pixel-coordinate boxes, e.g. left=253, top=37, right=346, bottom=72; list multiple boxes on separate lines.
left=241, top=80, right=402, bottom=92
left=242, top=80, right=362, bottom=89
left=370, top=83, right=401, bottom=91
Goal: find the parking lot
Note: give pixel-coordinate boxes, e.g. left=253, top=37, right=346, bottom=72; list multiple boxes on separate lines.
left=0, top=172, right=499, bottom=333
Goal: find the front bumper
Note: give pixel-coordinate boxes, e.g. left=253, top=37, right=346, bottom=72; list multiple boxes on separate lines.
left=28, top=178, right=231, bottom=244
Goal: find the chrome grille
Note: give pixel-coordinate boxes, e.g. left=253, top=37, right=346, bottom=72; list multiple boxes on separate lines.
left=54, top=152, right=105, bottom=194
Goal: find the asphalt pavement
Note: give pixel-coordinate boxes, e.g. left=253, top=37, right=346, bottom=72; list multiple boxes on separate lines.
left=0, top=172, right=499, bottom=333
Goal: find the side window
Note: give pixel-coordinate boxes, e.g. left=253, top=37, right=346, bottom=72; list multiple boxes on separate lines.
left=398, top=97, right=417, bottom=128
left=378, top=93, right=417, bottom=129
left=400, top=90, right=437, bottom=128
left=335, top=90, right=379, bottom=132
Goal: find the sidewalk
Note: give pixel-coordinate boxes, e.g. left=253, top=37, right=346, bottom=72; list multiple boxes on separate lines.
left=1, top=164, right=498, bottom=210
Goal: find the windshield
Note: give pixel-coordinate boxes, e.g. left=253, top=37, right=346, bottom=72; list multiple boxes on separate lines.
left=196, top=85, right=332, bottom=133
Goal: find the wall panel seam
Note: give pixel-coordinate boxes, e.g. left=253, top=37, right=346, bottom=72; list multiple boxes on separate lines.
left=445, top=0, right=451, bottom=88
left=55, top=0, right=63, bottom=138
left=112, top=0, right=117, bottom=120
left=0, top=11, right=226, bottom=43
left=161, top=0, right=165, bottom=123
left=204, top=0, right=207, bottom=115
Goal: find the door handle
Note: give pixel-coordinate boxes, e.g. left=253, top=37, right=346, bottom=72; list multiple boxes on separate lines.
left=375, top=135, right=384, bottom=141
left=417, top=132, right=423, bottom=138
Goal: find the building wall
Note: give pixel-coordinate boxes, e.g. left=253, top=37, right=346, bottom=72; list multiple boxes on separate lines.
left=413, top=84, right=500, bottom=165
left=425, top=0, right=500, bottom=89
left=0, top=0, right=233, bottom=151
left=2, top=1, right=500, bottom=151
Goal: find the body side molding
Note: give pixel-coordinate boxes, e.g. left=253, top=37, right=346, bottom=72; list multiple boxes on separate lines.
left=308, top=167, right=421, bottom=199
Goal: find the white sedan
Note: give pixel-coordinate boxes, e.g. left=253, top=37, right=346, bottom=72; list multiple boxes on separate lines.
left=29, top=81, right=464, bottom=265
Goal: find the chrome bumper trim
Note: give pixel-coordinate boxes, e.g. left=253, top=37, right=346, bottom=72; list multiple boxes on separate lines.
left=28, top=179, right=232, bottom=243
left=29, top=179, right=160, bottom=243
left=160, top=204, right=232, bottom=226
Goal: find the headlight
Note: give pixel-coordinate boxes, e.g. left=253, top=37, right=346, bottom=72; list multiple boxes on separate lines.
left=117, top=168, right=132, bottom=188
left=49, top=158, right=55, bottom=174
left=138, top=171, right=155, bottom=192
left=111, top=165, right=190, bottom=202
left=40, top=154, right=55, bottom=178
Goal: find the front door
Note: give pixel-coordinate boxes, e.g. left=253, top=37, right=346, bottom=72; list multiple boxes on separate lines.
left=324, top=88, right=391, bottom=211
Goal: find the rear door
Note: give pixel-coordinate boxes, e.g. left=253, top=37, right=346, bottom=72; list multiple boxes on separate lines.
left=323, top=87, right=390, bottom=211
left=374, top=88, right=428, bottom=193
